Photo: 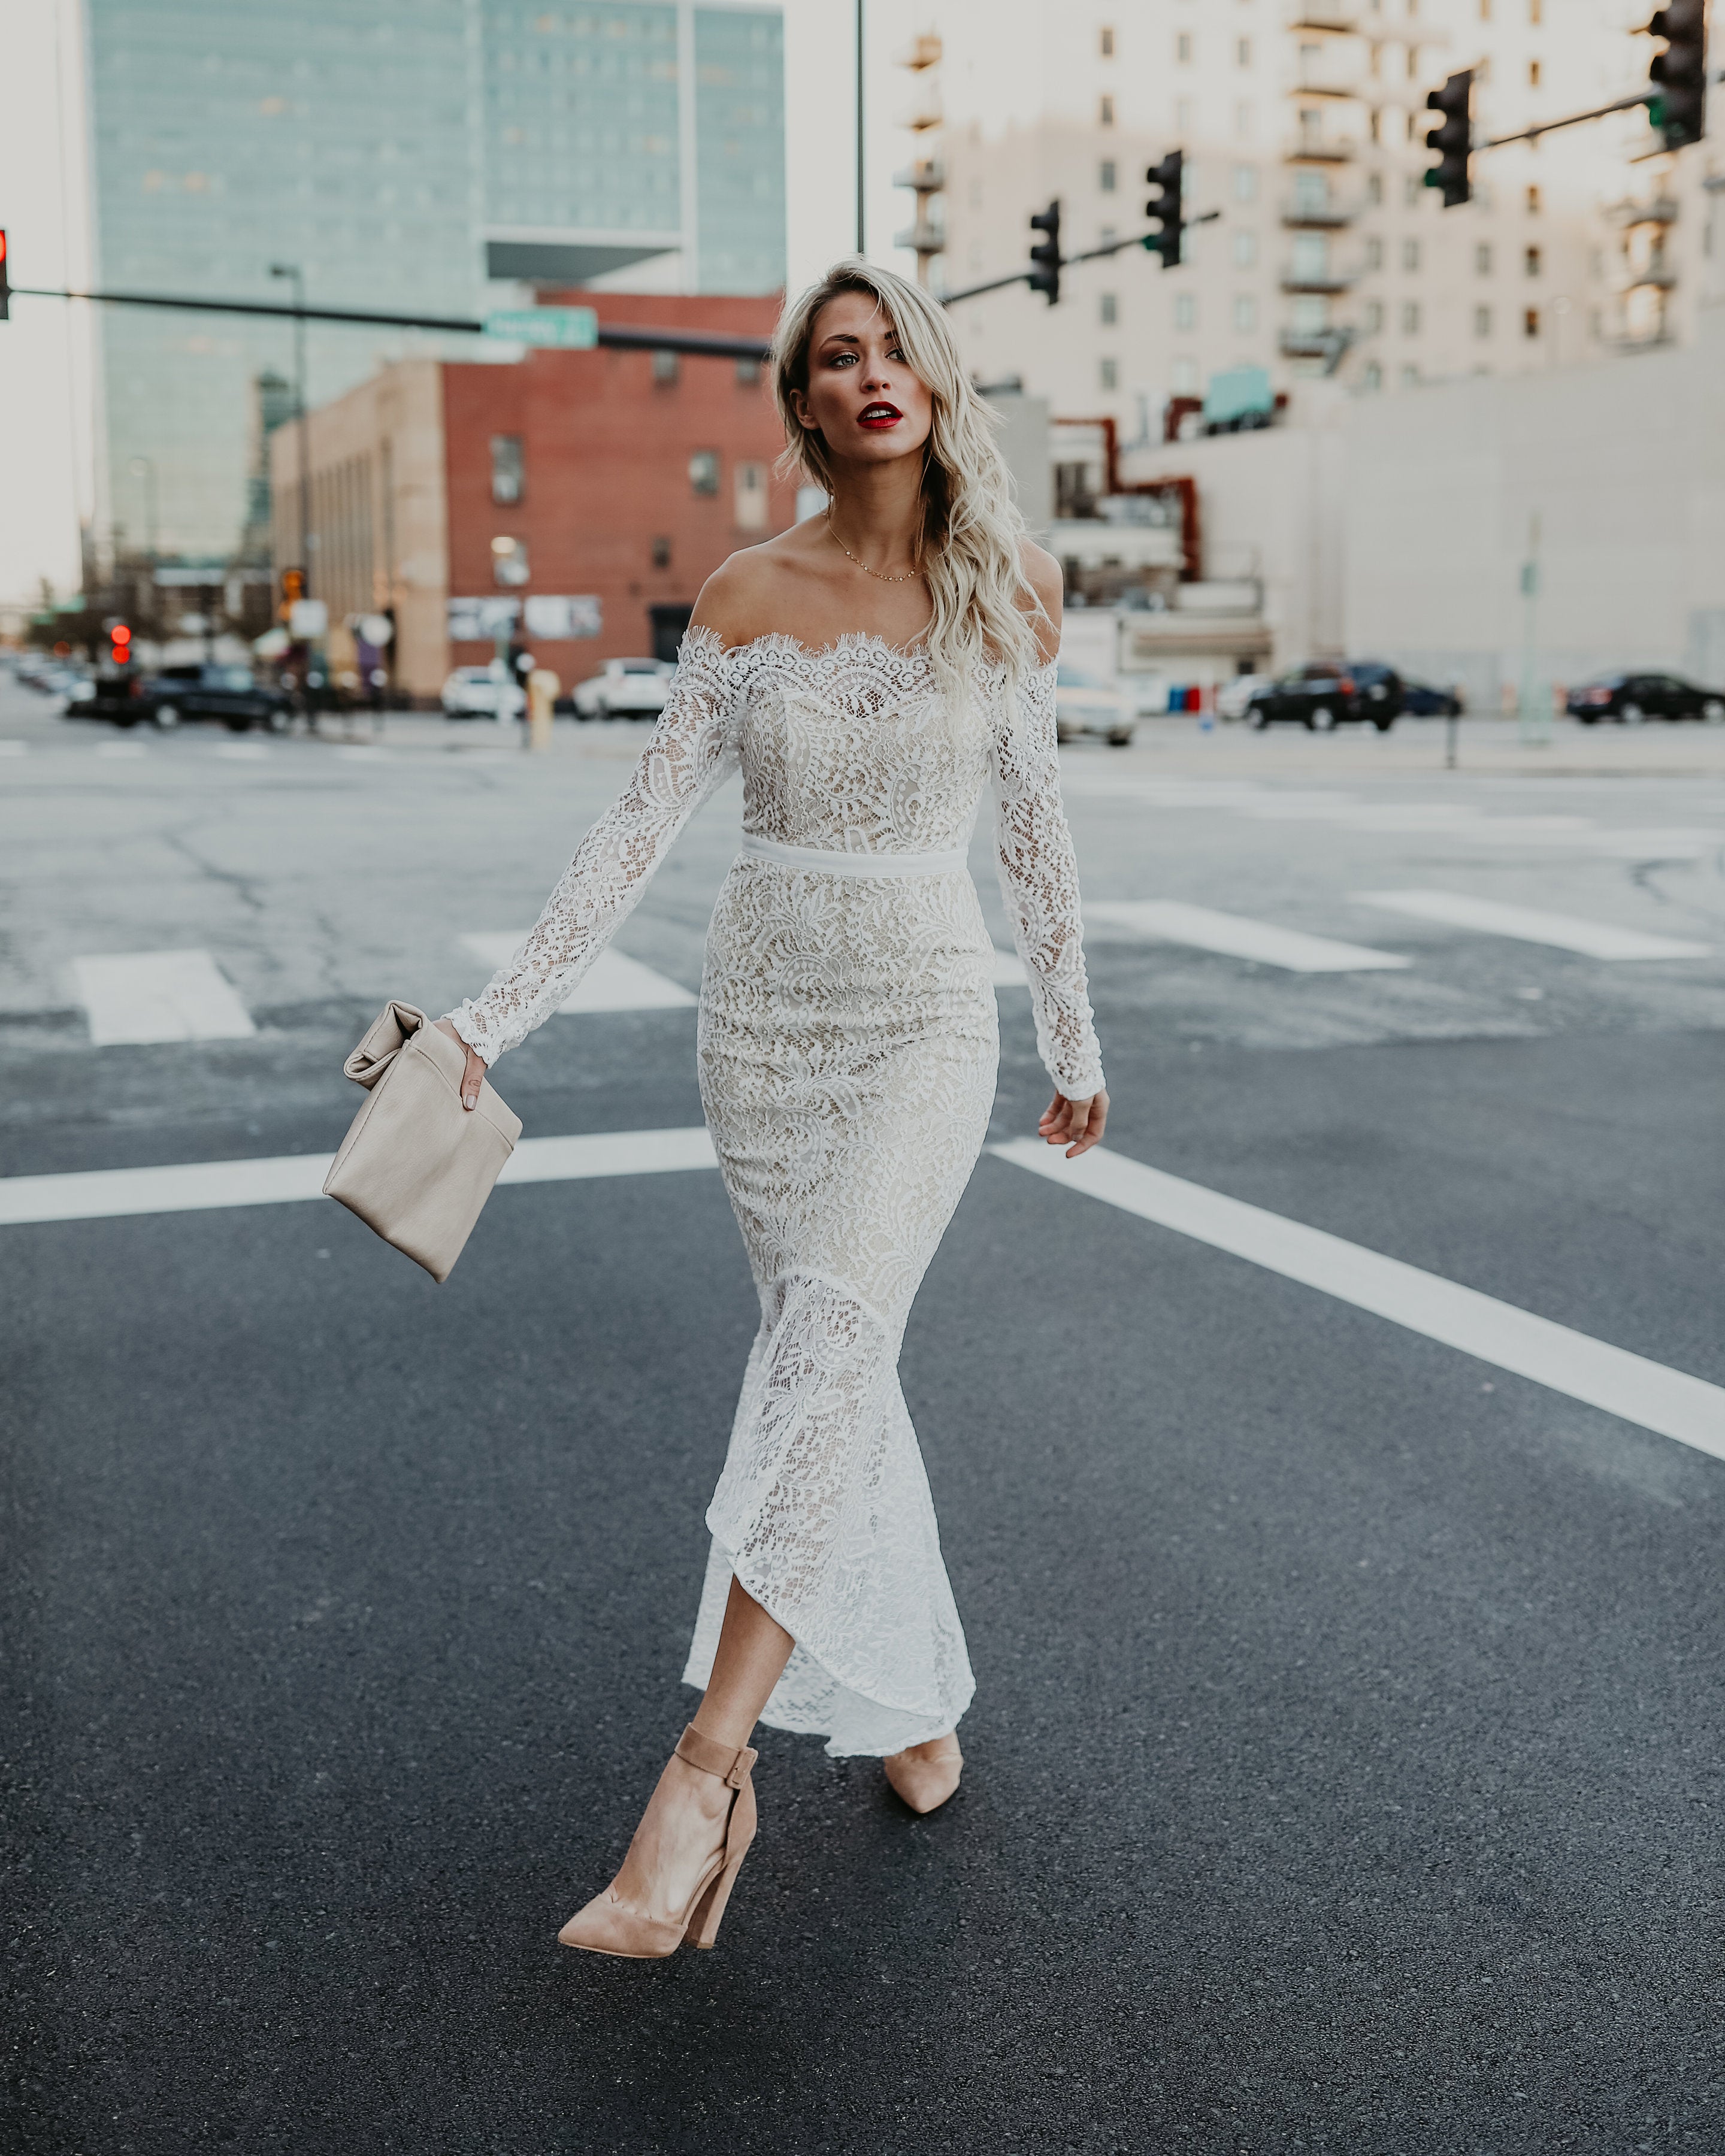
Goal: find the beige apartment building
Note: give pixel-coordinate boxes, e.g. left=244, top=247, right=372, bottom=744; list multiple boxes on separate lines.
left=915, top=0, right=1721, bottom=429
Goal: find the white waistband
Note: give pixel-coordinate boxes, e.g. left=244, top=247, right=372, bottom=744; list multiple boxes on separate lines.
left=740, top=833, right=970, bottom=878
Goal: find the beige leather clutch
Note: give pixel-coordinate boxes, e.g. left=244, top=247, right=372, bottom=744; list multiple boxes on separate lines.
left=323, top=1001, right=521, bottom=1283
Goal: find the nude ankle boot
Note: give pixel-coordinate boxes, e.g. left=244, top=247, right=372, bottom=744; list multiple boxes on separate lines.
left=558, top=1725, right=759, bottom=1958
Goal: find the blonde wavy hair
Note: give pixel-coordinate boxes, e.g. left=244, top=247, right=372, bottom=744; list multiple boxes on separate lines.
left=771, top=259, right=1048, bottom=698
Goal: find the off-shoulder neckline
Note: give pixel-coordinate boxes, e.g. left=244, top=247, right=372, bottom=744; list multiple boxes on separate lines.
left=680, top=623, right=1056, bottom=674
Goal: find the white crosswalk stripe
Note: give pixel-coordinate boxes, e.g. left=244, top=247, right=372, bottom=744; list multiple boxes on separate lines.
left=1087, top=899, right=1410, bottom=973
left=213, top=743, right=271, bottom=762
left=992, top=1140, right=1725, bottom=1461
left=459, top=934, right=696, bottom=1010
left=71, top=949, right=257, bottom=1046
left=94, top=740, right=149, bottom=759
left=0, top=740, right=28, bottom=756
left=1352, top=889, right=1710, bottom=961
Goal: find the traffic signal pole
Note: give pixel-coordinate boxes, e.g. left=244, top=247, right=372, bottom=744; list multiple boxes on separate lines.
left=940, top=212, right=1218, bottom=309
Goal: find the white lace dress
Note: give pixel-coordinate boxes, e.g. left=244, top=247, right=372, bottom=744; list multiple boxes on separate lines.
left=450, top=629, right=1104, bottom=1757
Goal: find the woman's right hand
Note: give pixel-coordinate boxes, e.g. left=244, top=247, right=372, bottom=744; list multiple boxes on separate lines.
left=434, top=1017, right=489, bottom=1110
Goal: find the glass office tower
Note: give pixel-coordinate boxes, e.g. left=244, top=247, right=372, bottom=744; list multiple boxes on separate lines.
left=82, top=0, right=786, bottom=564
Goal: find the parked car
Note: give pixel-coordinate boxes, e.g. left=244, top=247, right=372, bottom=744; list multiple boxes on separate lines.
left=572, top=658, right=674, bottom=720
left=77, top=664, right=295, bottom=731
left=441, top=664, right=525, bottom=719
left=1346, top=661, right=1407, bottom=722
left=1400, top=677, right=1465, bottom=717
left=1566, top=672, right=1725, bottom=724
left=1053, top=661, right=1136, bottom=747
left=1245, top=662, right=1392, bottom=732
left=1216, top=671, right=1275, bottom=723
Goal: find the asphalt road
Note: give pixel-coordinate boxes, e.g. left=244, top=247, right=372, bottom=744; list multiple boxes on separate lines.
left=4, top=677, right=1723, bottom=2154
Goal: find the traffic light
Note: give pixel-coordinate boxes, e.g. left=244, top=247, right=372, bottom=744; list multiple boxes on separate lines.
left=1027, top=202, right=1061, bottom=304
left=1644, top=1, right=1708, bottom=150
left=0, top=229, right=9, bottom=322
left=109, top=623, right=132, bottom=668
left=1144, top=152, right=1185, bottom=267
left=1423, top=70, right=1473, bottom=207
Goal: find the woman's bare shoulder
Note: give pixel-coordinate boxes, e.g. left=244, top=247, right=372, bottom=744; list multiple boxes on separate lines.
left=691, top=523, right=831, bottom=649
left=1017, top=539, right=1063, bottom=664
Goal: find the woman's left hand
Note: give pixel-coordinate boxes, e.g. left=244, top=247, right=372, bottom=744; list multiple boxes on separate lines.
left=1039, top=1089, right=1108, bottom=1159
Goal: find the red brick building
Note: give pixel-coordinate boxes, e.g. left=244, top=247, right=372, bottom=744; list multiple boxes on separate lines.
left=272, top=292, right=794, bottom=700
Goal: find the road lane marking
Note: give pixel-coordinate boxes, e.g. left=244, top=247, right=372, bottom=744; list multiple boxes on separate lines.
left=94, top=740, right=149, bottom=759
left=992, top=1139, right=1725, bottom=1461
left=0, top=740, right=27, bottom=755
left=71, top=949, right=257, bottom=1046
left=335, top=744, right=388, bottom=762
left=213, top=743, right=270, bottom=762
left=1352, top=889, right=1710, bottom=961
left=1087, top=900, right=1410, bottom=973
left=459, top=934, right=696, bottom=1010
left=0, top=1127, right=719, bottom=1228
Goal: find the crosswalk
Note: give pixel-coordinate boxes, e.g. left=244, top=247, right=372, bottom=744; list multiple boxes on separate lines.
left=71, top=949, right=257, bottom=1046
left=2, top=1122, right=1720, bottom=1462
left=1352, top=888, right=1712, bottom=961
left=1088, top=900, right=1409, bottom=973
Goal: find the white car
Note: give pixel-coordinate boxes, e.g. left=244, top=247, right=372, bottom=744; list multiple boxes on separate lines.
left=1054, top=660, right=1136, bottom=747
left=442, top=664, right=524, bottom=719
left=572, top=658, right=674, bottom=720
left=1216, top=672, right=1273, bottom=723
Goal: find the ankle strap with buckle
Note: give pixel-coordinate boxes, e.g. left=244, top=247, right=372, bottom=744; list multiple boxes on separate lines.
left=676, top=1723, right=758, bottom=1790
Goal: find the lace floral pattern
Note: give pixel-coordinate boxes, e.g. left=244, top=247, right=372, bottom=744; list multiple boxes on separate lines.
left=451, top=628, right=1104, bottom=1755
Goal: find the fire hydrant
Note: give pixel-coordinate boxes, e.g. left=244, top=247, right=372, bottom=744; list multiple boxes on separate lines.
left=527, top=668, right=559, bottom=752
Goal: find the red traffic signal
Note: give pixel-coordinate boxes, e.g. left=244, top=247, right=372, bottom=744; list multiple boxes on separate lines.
left=0, top=229, right=9, bottom=323
left=110, top=623, right=132, bottom=665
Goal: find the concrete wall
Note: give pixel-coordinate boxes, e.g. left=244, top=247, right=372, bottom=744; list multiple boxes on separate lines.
left=1343, top=311, right=1725, bottom=707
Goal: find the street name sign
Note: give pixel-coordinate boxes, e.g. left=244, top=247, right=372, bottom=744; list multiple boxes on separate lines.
left=482, top=307, right=598, bottom=349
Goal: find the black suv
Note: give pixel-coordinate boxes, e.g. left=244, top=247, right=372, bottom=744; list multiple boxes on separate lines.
left=78, top=664, right=296, bottom=732
left=1246, top=662, right=1396, bottom=732
left=1566, top=673, right=1725, bottom=725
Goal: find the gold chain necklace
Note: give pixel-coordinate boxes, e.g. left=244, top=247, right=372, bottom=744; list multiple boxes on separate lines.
left=824, top=511, right=924, bottom=583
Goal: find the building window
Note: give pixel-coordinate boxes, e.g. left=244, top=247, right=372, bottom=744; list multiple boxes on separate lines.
left=1525, top=245, right=1541, bottom=276
left=652, top=349, right=680, bottom=386
left=1176, top=31, right=1192, bottom=62
left=1526, top=184, right=1541, bottom=213
left=489, top=434, right=523, bottom=506
left=1175, top=95, right=1192, bottom=131
left=689, top=449, right=720, bottom=496
left=1364, top=298, right=1385, bottom=333
left=1401, top=299, right=1421, bottom=333
left=735, top=357, right=761, bottom=386
left=1363, top=361, right=1383, bottom=390
left=1233, top=295, right=1258, bottom=332
left=491, top=535, right=528, bottom=588
left=1528, top=57, right=1541, bottom=87
left=1474, top=305, right=1492, bottom=337
left=1172, top=358, right=1199, bottom=393
left=1236, top=36, right=1252, bottom=66
left=1099, top=93, right=1115, bottom=126
left=1530, top=0, right=1542, bottom=19
left=734, top=460, right=768, bottom=532
left=1234, top=100, right=1255, bottom=138
left=1100, top=159, right=1117, bottom=192
left=1100, top=290, right=1118, bottom=325
left=1405, top=174, right=1423, bottom=206
left=1232, top=229, right=1257, bottom=268
left=1401, top=364, right=1421, bottom=388
left=1475, top=242, right=1492, bottom=273
left=1479, top=0, right=1491, bottom=17
left=1174, top=292, right=1197, bottom=331
left=1100, top=357, right=1119, bottom=390
left=1364, top=236, right=1384, bottom=270
left=1403, top=238, right=1421, bottom=272
left=650, top=535, right=672, bottom=568
left=1367, top=172, right=1383, bottom=205
left=1233, top=163, right=1258, bottom=202
left=1524, top=307, right=1541, bottom=338
left=1100, top=25, right=1114, bottom=56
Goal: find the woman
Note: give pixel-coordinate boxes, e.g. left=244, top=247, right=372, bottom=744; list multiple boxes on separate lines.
left=438, top=261, right=1107, bottom=1959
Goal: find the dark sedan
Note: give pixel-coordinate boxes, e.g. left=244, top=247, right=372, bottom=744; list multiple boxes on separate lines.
left=1566, top=672, right=1725, bottom=725
left=1246, top=663, right=1393, bottom=732
left=1400, top=677, right=1464, bottom=717
left=77, top=664, right=296, bottom=732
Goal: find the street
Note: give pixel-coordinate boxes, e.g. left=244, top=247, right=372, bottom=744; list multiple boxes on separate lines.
left=4, top=677, right=1723, bottom=2154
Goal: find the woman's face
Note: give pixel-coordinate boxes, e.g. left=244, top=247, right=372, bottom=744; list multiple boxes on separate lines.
left=791, top=290, right=934, bottom=471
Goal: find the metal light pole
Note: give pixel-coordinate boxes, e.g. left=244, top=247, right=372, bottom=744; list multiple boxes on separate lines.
left=855, top=0, right=865, bottom=256
left=270, top=262, right=311, bottom=595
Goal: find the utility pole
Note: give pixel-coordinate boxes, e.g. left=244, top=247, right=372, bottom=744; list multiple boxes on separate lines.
left=855, top=0, right=866, bottom=256
left=270, top=262, right=311, bottom=596
left=1517, top=512, right=1549, bottom=747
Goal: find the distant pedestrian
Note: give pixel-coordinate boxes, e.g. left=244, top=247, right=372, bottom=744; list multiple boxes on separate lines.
left=438, top=260, right=1107, bottom=1958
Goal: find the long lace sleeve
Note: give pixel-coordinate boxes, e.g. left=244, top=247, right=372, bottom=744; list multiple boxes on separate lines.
left=989, top=662, right=1106, bottom=1099
left=447, top=630, right=738, bottom=1064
